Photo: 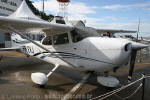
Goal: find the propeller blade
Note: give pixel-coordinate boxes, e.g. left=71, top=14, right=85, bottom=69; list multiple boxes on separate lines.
left=127, top=41, right=147, bottom=82
left=128, top=50, right=137, bottom=82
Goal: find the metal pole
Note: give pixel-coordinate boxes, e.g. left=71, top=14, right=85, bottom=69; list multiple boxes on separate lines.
left=137, top=19, right=140, bottom=42
left=43, top=0, right=44, bottom=13
left=142, top=74, right=145, bottom=100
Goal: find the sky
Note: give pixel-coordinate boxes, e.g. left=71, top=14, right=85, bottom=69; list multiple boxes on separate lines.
left=31, top=0, right=150, bottom=37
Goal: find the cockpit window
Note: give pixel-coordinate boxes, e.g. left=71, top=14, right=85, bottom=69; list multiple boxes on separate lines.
left=71, top=30, right=84, bottom=43
left=53, top=33, right=69, bottom=45
left=42, top=36, right=52, bottom=45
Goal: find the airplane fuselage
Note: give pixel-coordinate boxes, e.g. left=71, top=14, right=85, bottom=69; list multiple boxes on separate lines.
left=20, top=37, right=132, bottom=72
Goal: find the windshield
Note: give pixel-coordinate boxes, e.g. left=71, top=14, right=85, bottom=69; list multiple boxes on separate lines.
left=71, top=27, right=99, bottom=43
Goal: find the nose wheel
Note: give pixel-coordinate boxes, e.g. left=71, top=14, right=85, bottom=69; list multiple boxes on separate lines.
left=31, top=64, right=59, bottom=86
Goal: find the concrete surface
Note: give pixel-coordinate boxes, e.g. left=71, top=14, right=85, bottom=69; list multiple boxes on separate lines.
left=0, top=51, right=150, bottom=100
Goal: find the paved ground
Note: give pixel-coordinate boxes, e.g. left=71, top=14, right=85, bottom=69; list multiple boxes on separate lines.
left=0, top=51, right=150, bottom=100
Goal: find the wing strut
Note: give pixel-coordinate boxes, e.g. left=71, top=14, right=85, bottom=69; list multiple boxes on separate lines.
left=8, top=26, right=77, bottom=68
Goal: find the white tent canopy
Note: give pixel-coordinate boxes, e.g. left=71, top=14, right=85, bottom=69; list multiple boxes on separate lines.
left=9, top=0, right=43, bottom=21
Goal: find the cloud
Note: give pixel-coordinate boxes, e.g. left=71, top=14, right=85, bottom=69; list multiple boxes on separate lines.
left=32, top=0, right=97, bottom=17
left=32, top=0, right=118, bottom=26
left=85, top=16, right=117, bottom=25
left=68, top=15, right=118, bottom=29
left=101, top=2, right=150, bottom=10
left=31, top=0, right=150, bottom=37
left=33, top=0, right=101, bottom=28
left=145, top=8, right=150, bottom=11
left=69, top=2, right=96, bottom=15
left=32, top=0, right=58, bottom=14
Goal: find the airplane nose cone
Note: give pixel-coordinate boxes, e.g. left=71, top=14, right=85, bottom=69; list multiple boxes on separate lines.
left=131, top=42, right=148, bottom=50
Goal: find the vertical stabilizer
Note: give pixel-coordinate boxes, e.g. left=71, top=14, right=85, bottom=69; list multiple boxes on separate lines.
left=11, top=33, right=29, bottom=47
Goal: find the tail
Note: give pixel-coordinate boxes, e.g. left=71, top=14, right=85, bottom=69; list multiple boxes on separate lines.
left=0, top=33, right=29, bottom=51
left=11, top=33, right=29, bottom=47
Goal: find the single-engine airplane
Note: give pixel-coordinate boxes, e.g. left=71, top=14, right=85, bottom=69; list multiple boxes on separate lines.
left=0, top=0, right=148, bottom=87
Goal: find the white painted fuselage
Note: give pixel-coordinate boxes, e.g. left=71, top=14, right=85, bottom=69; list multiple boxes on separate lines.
left=20, top=37, right=132, bottom=72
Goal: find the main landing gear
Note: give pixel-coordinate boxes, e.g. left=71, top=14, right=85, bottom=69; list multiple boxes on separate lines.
left=97, top=75, right=119, bottom=87
left=31, top=64, right=59, bottom=86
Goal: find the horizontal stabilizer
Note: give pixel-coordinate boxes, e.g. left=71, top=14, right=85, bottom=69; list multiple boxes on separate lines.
left=0, top=47, right=22, bottom=51
left=96, top=29, right=137, bottom=34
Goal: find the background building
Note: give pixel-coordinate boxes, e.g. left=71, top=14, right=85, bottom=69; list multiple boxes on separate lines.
left=0, top=0, right=48, bottom=48
left=0, top=0, right=22, bottom=47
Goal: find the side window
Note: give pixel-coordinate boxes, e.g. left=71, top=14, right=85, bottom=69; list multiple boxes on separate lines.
left=42, top=36, right=52, bottom=45
left=71, top=30, right=83, bottom=43
left=53, top=33, right=69, bottom=45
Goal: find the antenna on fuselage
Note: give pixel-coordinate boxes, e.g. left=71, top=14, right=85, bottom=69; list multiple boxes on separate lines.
left=42, top=0, right=44, bottom=13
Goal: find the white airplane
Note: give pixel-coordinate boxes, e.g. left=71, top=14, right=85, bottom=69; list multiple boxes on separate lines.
left=0, top=0, right=148, bottom=87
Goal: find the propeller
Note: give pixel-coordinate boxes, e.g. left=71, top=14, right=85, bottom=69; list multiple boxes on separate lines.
left=128, top=41, right=147, bottom=82
left=128, top=19, right=141, bottom=82
left=128, top=49, right=137, bottom=82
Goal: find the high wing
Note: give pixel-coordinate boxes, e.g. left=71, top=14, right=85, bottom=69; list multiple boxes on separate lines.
left=96, top=29, right=137, bottom=34
left=0, top=16, right=73, bottom=36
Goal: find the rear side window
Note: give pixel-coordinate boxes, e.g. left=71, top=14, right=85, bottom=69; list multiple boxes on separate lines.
left=53, top=33, right=69, bottom=45
left=42, top=36, right=52, bottom=45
